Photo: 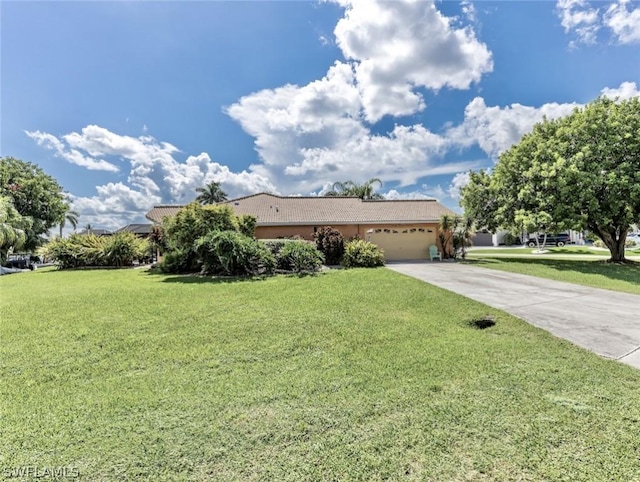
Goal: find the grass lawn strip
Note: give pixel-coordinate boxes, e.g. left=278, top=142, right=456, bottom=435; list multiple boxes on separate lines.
left=465, top=257, right=640, bottom=296
left=467, top=246, right=640, bottom=257
left=2, top=268, right=640, bottom=480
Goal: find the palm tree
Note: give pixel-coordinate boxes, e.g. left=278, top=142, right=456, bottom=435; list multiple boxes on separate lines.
left=324, top=178, right=385, bottom=200
left=195, top=181, right=228, bottom=205
left=58, top=208, right=79, bottom=238
left=84, top=223, right=93, bottom=235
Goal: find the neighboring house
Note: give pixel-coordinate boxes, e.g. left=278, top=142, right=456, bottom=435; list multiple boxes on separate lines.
left=77, top=228, right=112, bottom=236
left=146, top=193, right=456, bottom=261
left=114, top=223, right=154, bottom=238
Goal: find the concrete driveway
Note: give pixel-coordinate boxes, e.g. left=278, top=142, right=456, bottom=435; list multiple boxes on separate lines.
left=387, top=261, right=640, bottom=369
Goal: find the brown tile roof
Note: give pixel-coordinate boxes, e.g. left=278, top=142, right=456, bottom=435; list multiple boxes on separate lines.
left=146, top=193, right=456, bottom=226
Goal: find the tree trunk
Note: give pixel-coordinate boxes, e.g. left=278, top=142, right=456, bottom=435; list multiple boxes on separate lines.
left=593, top=225, right=627, bottom=263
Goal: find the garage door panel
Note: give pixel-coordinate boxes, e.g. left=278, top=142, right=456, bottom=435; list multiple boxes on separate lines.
left=367, top=230, right=436, bottom=261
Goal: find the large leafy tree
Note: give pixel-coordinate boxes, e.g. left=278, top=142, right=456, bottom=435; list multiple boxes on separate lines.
left=0, top=157, right=68, bottom=250
left=0, top=196, right=32, bottom=262
left=324, top=178, right=385, bottom=199
left=195, top=181, right=228, bottom=205
left=461, top=96, right=640, bottom=263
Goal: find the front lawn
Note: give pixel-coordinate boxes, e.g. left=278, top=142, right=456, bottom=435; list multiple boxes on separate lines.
left=466, top=257, right=640, bottom=295
left=468, top=246, right=607, bottom=256
left=467, top=246, right=640, bottom=257
left=2, top=268, right=640, bottom=480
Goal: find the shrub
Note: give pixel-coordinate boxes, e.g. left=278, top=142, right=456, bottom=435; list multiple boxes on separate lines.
left=342, top=240, right=385, bottom=268
left=160, top=247, right=197, bottom=273
left=237, top=215, right=257, bottom=238
left=40, top=234, right=105, bottom=269
left=103, top=232, right=149, bottom=267
left=195, top=230, right=275, bottom=276
left=502, top=232, right=520, bottom=246
left=40, top=232, right=149, bottom=269
left=162, top=203, right=240, bottom=271
left=278, top=240, right=324, bottom=273
left=261, top=239, right=289, bottom=259
left=313, top=226, right=344, bottom=265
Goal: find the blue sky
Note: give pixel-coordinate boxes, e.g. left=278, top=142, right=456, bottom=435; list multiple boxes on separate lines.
left=2, top=0, right=639, bottom=230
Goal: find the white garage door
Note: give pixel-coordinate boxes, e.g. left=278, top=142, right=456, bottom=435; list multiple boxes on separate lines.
left=366, top=227, right=437, bottom=261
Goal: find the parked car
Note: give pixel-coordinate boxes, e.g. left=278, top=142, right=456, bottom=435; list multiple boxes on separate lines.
left=3, top=255, right=36, bottom=270
left=526, top=233, right=572, bottom=248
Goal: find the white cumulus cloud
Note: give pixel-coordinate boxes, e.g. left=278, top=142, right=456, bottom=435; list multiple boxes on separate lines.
left=29, top=126, right=276, bottom=230
left=556, top=0, right=640, bottom=45
left=332, top=0, right=493, bottom=121
left=25, top=130, right=120, bottom=172
left=604, top=0, right=640, bottom=44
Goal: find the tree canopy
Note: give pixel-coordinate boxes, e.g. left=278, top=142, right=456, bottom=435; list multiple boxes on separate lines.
left=324, top=178, right=385, bottom=199
left=195, top=181, right=228, bottom=205
left=0, top=157, right=69, bottom=250
left=461, top=96, right=640, bottom=262
left=0, top=196, right=32, bottom=262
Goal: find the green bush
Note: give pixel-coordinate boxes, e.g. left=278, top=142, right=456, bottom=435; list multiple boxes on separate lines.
left=237, top=215, right=257, bottom=238
left=161, top=247, right=197, bottom=273
left=162, top=203, right=240, bottom=271
left=40, top=235, right=102, bottom=269
left=278, top=240, right=324, bottom=273
left=313, top=226, right=344, bottom=265
left=261, top=239, right=289, bottom=260
left=502, top=232, right=521, bottom=246
left=342, top=240, right=385, bottom=268
left=40, top=232, right=149, bottom=269
left=195, top=230, right=275, bottom=276
left=103, top=232, right=150, bottom=267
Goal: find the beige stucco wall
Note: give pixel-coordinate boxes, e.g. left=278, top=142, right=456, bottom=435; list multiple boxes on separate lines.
left=255, top=223, right=441, bottom=260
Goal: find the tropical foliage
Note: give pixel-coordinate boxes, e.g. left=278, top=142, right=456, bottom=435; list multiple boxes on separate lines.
left=0, top=157, right=69, bottom=250
left=0, top=196, right=32, bottom=262
left=438, top=214, right=474, bottom=260
left=195, top=230, right=276, bottom=276
left=58, top=207, right=79, bottom=238
left=461, top=96, right=640, bottom=263
left=195, top=181, right=228, bottom=205
left=40, top=232, right=150, bottom=269
left=278, top=240, right=325, bottom=273
left=161, top=203, right=267, bottom=274
left=324, top=178, right=385, bottom=200
left=313, top=226, right=344, bottom=265
left=341, top=239, right=385, bottom=268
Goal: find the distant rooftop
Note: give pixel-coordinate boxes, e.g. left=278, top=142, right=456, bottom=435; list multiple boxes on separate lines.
left=114, top=223, right=153, bottom=235
left=77, top=228, right=112, bottom=236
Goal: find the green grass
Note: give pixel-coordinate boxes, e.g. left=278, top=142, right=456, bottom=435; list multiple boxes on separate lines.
left=465, top=257, right=640, bottom=295
left=468, top=246, right=640, bottom=257
left=2, top=268, right=640, bottom=481
left=469, top=247, right=606, bottom=256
